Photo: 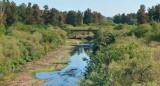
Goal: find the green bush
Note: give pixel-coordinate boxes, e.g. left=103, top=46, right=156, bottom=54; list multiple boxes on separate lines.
left=95, top=29, right=115, bottom=46
left=12, top=30, right=42, bottom=44
left=0, top=23, right=67, bottom=81
left=0, top=25, right=6, bottom=36
left=81, top=30, right=158, bottom=85
left=9, top=22, right=38, bottom=33
left=132, top=24, right=152, bottom=38
left=0, top=36, right=20, bottom=59
left=99, top=20, right=110, bottom=26
left=147, top=22, right=160, bottom=42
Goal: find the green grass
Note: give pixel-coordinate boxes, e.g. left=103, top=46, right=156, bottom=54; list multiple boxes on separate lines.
left=29, top=67, right=56, bottom=76
left=53, top=59, right=69, bottom=64
left=29, top=63, right=67, bottom=83
left=29, top=67, right=56, bottom=83
left=64, top=50, right=71, bottom=56
left=0, top=73, right=17, bottom=83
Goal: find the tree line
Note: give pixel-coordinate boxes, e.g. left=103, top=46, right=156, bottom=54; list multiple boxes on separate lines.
left=0, top=0, right=104, bottom=27
left=113, top=4, right=160, bottom=25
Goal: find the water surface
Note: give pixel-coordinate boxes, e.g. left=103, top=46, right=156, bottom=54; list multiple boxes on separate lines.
left=35, top=43, right=92, bottom=86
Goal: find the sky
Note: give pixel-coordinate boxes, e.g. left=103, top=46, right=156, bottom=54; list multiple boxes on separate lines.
left=9, top=0, right=160, bottom=17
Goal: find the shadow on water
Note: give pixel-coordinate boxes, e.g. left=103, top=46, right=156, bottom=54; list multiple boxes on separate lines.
left=35, top=43, right=93, bottom=86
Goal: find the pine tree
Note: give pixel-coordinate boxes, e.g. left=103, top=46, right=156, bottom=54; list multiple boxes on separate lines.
left=137, top=5, right=149, bottom=24
left=18, top=3, right=27, bottom=24
left=61, top=11, right=67, bottom=24
left=83, top=8, right=92, bottom=25
left=154, top=4, right=160, bottom=22
left=77, top=10, right=83, bottom=25
left=48, top=8, right=58, bottom=25
left=32, top=4, right=44, bottom=25
left=5, top=1, right=19, bottom=26
left=97, top=12, right=104, bottom=23
left=43, top=5, right=50, bottom=24
left=113, top=14, right=122, bottom=24
left=148, top=6, right=155, bottom=21
left=26, top=2, right=34, bottom=25
left=121, top=13, right=127, bottom=23
left=0, top=0, right=6, bottom=22
left=66, top=10, right=77, bottom=26
left=92, top=11, right=98, bottom=23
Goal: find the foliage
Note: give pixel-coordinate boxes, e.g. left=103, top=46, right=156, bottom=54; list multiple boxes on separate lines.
left=0, top=23, right=67, bottom=82
left=113, top=4, right=160, bottom=25
left=2, top=1, right=104, bottom=27
left=148, top=4, right=160, bottom=22
left=0, top=25, right=6, bottom=36
left=95, top=29, right=115, bottom=47
left=66, top=10, right=83, bottom=26
left=131, top=24, right=152, bottom=38
left=80, top=24, right=160, bottom=86
left=113, top=13, right=137, bottom=25
left=83, top=9, right=93, bottom=25
left=137, top=5, right=149, bottom=24
left=148, top=22, right=160, bottom=42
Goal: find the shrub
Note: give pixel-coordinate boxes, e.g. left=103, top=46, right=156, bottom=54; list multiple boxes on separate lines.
left=0, top=36, right=20, bottom=59
left=0, top=23, right=67, bottom=81
left=0, top=25, right=6, bottom=36
left=132, top=24, right=152, bottom=38
left=12, top=30, right=42, bottom=44
left=9, top=22, right=38, bottom=33
left=81, top=34, right=156, bottom=86
left=95, top=29, right=115, bottom=46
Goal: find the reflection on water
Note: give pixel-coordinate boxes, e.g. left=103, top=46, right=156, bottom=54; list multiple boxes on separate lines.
left=71, top=45, right=93, bottom=56
left=35, top=43, right=93, bottom=86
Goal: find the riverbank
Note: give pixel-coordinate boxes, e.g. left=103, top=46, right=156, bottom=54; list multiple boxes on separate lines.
left=2, top=39, right=82, bottom=86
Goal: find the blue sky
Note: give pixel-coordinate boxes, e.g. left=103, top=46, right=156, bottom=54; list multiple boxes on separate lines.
left=9, top=0, right=160, bottom=17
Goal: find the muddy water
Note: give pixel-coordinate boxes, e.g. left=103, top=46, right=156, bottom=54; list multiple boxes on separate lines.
left=35, top=43, right=93, bottom=86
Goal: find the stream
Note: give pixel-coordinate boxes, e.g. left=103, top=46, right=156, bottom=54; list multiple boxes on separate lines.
left=35, top=43, right=93, bottom=86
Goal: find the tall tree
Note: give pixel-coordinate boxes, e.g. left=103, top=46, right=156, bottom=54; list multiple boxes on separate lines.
left=0, top=1, right=107, bottom=27
left=5, top=1, right=19, bottom=26
left=148, top=6, right=155, bottom=21
left=126, top=13, right=137, bottom=25
left=92, top=11, right=98, bottom=23
left=83, top=8, right=92, bottom=25
left=18, top=3, right=27, bottom=24
left=148, top=4, right=160, bottom=22
left=0, top=0, right=6, bottom=22
left=48, top=8, right=59, bottom=25
left=26, top=2, right=34, bottom=25
left=60, top=11, right=67, bottom=25
left=154, top=5, right=160, bottom=22
left=113, top=14, right=122, bottom=24
left=32, top=4, right=44, bottom=25
left=58, top=12, right=67, bottom=25
left=76, top=10, right=83, bottom=25
left=43, top=5, right=50, bottom=24
left=97, top=12, right=104, bottom=23
left=121, top=13, right=127, bottom=23
left=137, top=5, right=149, bottom=24
left=113, top=13, right=137, bottom=25
left=66, top=10, right=77, bottom=26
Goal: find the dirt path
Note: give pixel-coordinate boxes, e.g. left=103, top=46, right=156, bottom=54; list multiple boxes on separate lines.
left=2, top=40, right=76, bottom=86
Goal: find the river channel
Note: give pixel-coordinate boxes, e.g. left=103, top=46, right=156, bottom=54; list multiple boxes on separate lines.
left=35, top=43, right=93, bottom=86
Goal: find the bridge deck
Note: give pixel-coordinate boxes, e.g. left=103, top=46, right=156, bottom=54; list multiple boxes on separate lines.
left=71, top=30, right=98, bottom=32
